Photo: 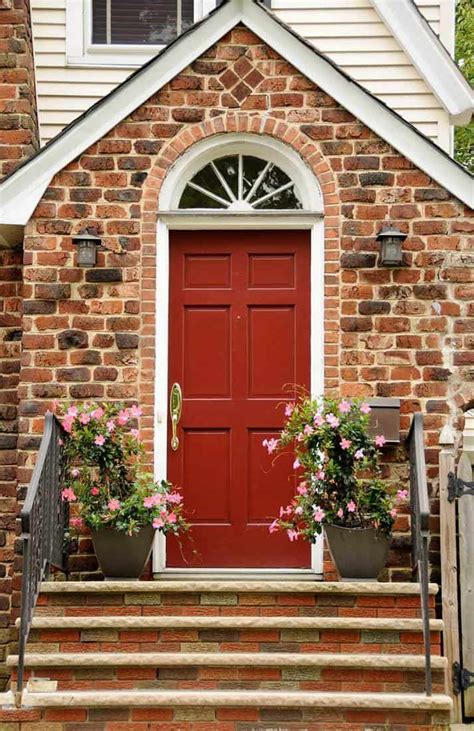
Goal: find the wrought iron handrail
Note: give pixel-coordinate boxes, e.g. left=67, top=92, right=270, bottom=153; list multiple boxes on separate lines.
left=407, top=412, right=432, bottom=696
left=16, top=412, right=68, bottom=706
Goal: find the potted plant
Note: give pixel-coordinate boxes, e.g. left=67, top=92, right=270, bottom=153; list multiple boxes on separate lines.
left=265, top=394, right=408, bottom=581
left=57, top=402, right=188, bottom=579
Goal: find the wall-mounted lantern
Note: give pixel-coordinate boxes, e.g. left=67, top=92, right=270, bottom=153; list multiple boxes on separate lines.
left=376, top=225, right=407, bottom=267
left=72, top=234, right=102, bottom=267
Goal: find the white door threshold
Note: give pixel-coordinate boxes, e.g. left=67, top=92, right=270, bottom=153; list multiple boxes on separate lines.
left=153, top=569, right=322, bottom=582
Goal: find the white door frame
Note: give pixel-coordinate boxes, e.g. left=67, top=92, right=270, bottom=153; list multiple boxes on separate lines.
left=152, top=134, right=326, bottom=576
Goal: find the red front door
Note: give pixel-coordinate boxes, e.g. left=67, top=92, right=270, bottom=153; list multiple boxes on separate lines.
left=167, top=230, right=311, bottom=568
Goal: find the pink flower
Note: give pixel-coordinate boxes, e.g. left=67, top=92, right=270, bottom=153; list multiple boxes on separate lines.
left=131, top=428, right=140, bottom=439
left=94, top=434, right=105, bottom=446
left=338, top=400, right=351, bottom=414
left=354, top=449, right=364, bottom=460
left=360, top=403, right=371, bottom=414
left=285, top=402, right=295, bottom=417
left=375, top=435, right=386, bottom=447
left=71, top=467, right=80, bottom=478
left=303, top=424, right=314, bottom=436
left=106, top=420, right=116, bottom=432
left=397, top=489, right=408, bottom=501
left=287, top=529, right=299, bottom=542
left=70, top=517, right=83, bottom=529
left=340, top=438, right=352, bottom=450
left=144, top=494, right=161, bottom=508
left=280, top=505, right=292, bottom=518
left=269, top=519, right=280, bottom=534
left=293, top=458, right=301, bottom=470
left=153, top=517, right=165, bottom=529
left=62, top=417, right=74, bottom=434
left=167, top=512, right=177, bottom=524
left=90, top=487, right=99, bottom=496
left=61, top=487, right=77, bottom=503
left=297, top=482, right=308, bottom=495
left=294, top=506, right=303, bottom=515
left=107, top=498, right=121, bottom=511
left=313, top=412, right=324, bottom=427
left=79, top=412, right=90, bottom=425
left=326, top=413, right=340, bottom=428
left=313, top=506, right=325, bottom=523
left=91, top=407, right=104, bottom=420
left=316, top=470, right=325, bottom=481
left=167, top=492, right=183, bottom=504
left=347, top=500, right=356, bottom=513
left=390, top=508, right=398, bottom=519
left=337, top=507, right=344, bottom=518
left=117, top=409, right=129, bottom=426
left=262, top=438, right=279, bottom=455
left=129, top=405, right=142, bottom=419
left=67, top=406, right=78, bottom=418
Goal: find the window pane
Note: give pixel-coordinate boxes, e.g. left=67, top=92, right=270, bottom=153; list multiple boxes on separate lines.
left=251, top=164, right=291, bottom=204
left=242, top=156, right=268, bottom=198
left=92, top=0, right=194, bottom=46
left=180, top=186, right=227, bottom=209
left=254, top=186, right=303, bottom=210
left=192, top=164, right=231, bottom=204
left=214, top=156, right=239, bottom=198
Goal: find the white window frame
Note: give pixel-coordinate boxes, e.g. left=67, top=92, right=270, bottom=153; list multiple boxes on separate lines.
left=66, top=0, right=208, bottom=67
left=152, top=134, right=325, bottom=578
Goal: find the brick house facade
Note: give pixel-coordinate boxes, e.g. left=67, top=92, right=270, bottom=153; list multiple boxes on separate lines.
left=0, top=0, right=473, bottom=722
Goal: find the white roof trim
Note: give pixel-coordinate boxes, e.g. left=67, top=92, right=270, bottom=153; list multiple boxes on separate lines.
left=0, top=0, right=472, bottom=226
left=369, top=0, right=473, bottom=126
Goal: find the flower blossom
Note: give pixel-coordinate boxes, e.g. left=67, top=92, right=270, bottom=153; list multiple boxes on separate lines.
left=67, top=406, right=78, bottom=418
left=70, top=517, right=84, bottom=529
left=90, top=487, right=99, bottom=496
left=131, top=428, right=140, bottom=439
left=313, top=412, right=324, bottom=427
left=297, top=482, right=308, bottom=495
left=287, top=529, right=299, bottom=542
left=303, top=424, right=314, bottom=436
left=117, top=409, right=129, bottom=426
left=285, top=402, right=295, bottom=417
left=340, top=438, right=352, bottom=450
left=375, top=434, right=386, bottom=447
left=294, top=506, right=303, bottom=515
left=268, top=519, right=280, bottom=534
left=262, top=438, right=279, bottom=455
left=61, top=487, right=77, bottom=503
left=91, top=407, right=104, bottom=420
left=107, top=499, right=121, bottom=511
left=338, top=400, right=351, bottom=414
left=390, top=508, right=398, bottom=519
left=315, top=470, right=325, bottom=481
left=153, top=517, right=165, bottom=529
left=62, top=417, right=74, bottom=434
left=144, top=494, right=161, bottom=508
left=71, top=467, right=80, bottom=478
left=94, top=434, right=106, bottom=446
left=167, top=512, right=177, bottom=524
left=279, top=505, right=292, bottom=518
left=360, top=403, right=371, bottom=414
left=167, top=492, right=183, bottom=504
left=354, top=449, right=364, bottom=460
left=313, top=506, right=325, bottom=523
left=326, top=413, right=340, bottom=428
left=79, top=412, right=91, bottom=425
left=293, top=458, right=301, bottom=470
left=337, top=507, right=344, bottom=518
left=106, top=420, right=116, bottom=433
left=129, top=405, right=142, bottom=419
left=347, top=500, right=356, bottom=513
left=397, top=489, right=408, bottom=501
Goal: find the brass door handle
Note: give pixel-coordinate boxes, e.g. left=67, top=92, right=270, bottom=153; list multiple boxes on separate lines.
left=170, top=383, right=182, bottom=451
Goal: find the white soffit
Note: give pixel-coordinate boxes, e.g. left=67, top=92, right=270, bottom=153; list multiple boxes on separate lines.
left=370, top=0, right=473, bottom=126
left=0, top=0, right=473, bottom=228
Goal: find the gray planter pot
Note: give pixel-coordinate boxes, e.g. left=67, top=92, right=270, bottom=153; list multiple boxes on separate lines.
left=91, top=525, right=155, bottom=579
left=324, top=524, right=391, bottom=581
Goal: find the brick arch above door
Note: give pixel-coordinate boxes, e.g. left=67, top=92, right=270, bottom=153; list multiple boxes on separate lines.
left=138, top=114, right=341, bottom=460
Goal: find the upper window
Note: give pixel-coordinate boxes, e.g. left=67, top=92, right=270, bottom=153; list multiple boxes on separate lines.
left=179, top=154, right=303, bottom=211
left=91, top=0, right=194, bottom=46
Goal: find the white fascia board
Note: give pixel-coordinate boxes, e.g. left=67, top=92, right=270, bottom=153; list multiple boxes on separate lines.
left=369, top=0, right=474, bottom=125
left=0, top=0, right=473, bottom=225
left=0, top=1, right=243, bottom=226
left=242, top=1, right=473, bottom=208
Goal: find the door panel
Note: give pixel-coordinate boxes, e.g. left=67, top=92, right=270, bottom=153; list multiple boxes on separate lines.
left=167, top=230, right=311, bottom=568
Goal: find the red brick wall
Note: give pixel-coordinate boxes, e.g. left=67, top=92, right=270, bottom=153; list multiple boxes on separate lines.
left=17, top=26, right=474, bottom=585
left=0, top=0, right=39, bottom=177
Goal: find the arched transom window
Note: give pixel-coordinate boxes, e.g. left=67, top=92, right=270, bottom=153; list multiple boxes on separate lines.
left=179, top=154, right=304, bottom=211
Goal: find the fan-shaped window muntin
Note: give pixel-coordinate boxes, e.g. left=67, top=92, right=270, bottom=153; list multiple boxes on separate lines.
left=179, top=154, right=303, bottom=211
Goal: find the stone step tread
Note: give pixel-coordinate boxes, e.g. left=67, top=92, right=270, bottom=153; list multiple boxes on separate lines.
left=20, top=689, right=453, bottom=710
left=23, top=615, right=444, bottom=631
left=7, top=651, right=448, bottom=669
left=40, top=580, right=438, bottom=595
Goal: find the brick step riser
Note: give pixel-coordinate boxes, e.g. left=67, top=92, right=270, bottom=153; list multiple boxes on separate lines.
left=0, top=705, right=451, bottom=729
left=16, top=667, right=446, bottom=694
left=36, top=592, right=433, bottom=619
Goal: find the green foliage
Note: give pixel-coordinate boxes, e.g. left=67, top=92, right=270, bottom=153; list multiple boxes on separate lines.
left=57, top=402, right=188, bottom=537
left=455, top=0, right=474, bottom=172
left=267, top=395, right=404, bottom=543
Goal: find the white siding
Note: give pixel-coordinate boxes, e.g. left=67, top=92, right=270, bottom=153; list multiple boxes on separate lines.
left=31, top=0, right=454, bottom=149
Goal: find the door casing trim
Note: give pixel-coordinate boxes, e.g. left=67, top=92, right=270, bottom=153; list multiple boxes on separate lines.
left=153, top=215, right=325, bottom=575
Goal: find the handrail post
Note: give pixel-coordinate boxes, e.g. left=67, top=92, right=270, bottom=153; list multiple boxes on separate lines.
left=439, top=425, right=462, bottom=722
